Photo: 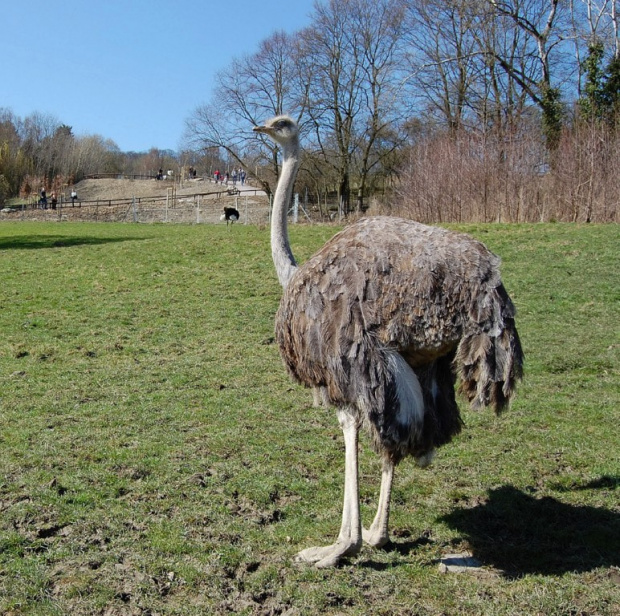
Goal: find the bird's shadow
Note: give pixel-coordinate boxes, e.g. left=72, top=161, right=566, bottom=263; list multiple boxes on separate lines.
left=435, top=483, right=620, bottom=577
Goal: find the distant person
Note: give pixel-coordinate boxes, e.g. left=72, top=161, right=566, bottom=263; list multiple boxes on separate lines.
left=51, top=193, right=57, bottom=210
left=70, top=189, right=77, bottom=206
left=240, top=170, right=246, bottom=186
left=232, top=170, right=238, bottom=186
left=157, top=168, right=163, bottom=180
left=40, top=187, right=47, bottom=209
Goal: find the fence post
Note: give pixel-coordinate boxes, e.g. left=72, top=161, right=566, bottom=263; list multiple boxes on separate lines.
left=196, top=195, right=200, bottom=224
left=132, top=197, right=138, bottom=222
left=293, top=193, right=299, bottom=224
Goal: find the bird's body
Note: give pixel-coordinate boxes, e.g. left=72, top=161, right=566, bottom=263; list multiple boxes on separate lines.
left=277, top=215, right=521, bottom=463
left=222, top=206, right=240, bottom=225
left=253, top=115, right=523, bottom=568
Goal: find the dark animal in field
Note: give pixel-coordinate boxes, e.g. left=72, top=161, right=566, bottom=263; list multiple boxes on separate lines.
left=253, top=115, right=523, bottom=568
left=221, top=207, right=239, bottom=225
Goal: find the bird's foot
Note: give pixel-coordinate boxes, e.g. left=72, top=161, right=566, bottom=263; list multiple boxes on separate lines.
left=295, top=539, right=361, bottom=568
left=362, top=526, right=389, bottom=548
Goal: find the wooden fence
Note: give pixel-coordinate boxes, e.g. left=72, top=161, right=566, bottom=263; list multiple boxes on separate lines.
left=84, top=173, right=159, bottom=180
left=3, top=178, right=334, bottom=224
left=23, top=187, right=265, bottom=210
left=7, top=192, right=272, bottom=225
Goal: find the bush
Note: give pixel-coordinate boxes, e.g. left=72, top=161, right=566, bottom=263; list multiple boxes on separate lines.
left=393, top=124, right=619, bottom=223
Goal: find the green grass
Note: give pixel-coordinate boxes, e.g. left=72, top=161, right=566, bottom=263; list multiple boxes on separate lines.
left=0, top=221, right=618, bottom=615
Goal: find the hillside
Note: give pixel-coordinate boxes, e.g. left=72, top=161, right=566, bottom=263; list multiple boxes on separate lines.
left=2, top=175, right=269, bottom=223
left=69, top=177, right=251, bottom=202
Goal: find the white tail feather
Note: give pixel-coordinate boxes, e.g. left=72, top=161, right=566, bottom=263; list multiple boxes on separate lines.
left=386, top=351, right=425, bottom=429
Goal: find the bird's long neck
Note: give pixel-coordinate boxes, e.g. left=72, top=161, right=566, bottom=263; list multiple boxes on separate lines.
left=271, top=140, right=299, bottom=288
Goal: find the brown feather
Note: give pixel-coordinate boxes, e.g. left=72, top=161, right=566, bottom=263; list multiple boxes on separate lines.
left=275, top=216, right=523, bottom=462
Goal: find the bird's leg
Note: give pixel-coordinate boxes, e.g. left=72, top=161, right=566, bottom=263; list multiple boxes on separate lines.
left=295, top=408, right=362, bottom=568
left=363, top=459, right=394, bottom=548
left=312, top=386, right=329, bottom=407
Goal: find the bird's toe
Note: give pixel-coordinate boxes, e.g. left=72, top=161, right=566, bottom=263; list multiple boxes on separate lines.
left=295, top=540, right=360, bottom=567
left=362, top=527, right=389, bottom=548
left=295, top=545, right=333, bottom=564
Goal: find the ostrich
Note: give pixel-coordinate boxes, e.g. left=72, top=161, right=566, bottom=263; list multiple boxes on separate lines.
left=253, top=115, right=523, bottom=568
left=221, top=206, right=240, bottom=225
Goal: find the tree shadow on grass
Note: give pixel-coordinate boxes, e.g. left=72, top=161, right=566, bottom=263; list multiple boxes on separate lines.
left=438, top=484, right=620, bottom=577
left=0, top=235, right=152, bottom=250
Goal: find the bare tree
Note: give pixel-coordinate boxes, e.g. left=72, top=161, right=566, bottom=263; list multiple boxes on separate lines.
left=350, top=0, right=409, bottom=210
left=0, top=109, right=26, bottom=196
left=184, top=31, right=305, bottom=195
left=402, top=0, right=482, bottom=131
left=0, top=107, right=130, bottom=198
left=570, top=0, right=620, bottom=103
left=485, top=0, right=570, bottom=148
left=19, top=112, right=62, bottom=178
left=299, top=0, right=407, bottom=213
left=72, top=135, right=123, bottom=177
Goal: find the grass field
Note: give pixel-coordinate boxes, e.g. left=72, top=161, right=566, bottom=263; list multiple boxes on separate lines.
left=0, top=221, right=618, bottom=615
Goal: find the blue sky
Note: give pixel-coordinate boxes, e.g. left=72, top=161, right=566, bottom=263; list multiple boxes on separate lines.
left=1, top=0, right=315, bottom=152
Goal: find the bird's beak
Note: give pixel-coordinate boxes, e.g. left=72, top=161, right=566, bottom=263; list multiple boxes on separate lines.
left=253, top=125, right=270, bottom=135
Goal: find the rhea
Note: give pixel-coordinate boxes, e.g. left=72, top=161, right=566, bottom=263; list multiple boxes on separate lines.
left=221, top=206, right=240, bottom=225
left=253, top=115, right=523, bottom=568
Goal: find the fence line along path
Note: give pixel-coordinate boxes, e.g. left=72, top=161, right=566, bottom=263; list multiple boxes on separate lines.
left=5, top=176, right=273, bottom=224
left=11, top=192, right=269, bottom=225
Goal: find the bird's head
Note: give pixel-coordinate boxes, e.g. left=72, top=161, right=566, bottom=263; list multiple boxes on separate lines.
left=253, top=115, right=298, bottom=147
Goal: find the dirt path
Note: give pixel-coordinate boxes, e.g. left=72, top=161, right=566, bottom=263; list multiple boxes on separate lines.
left=69, top=177, right=265, bottom=202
